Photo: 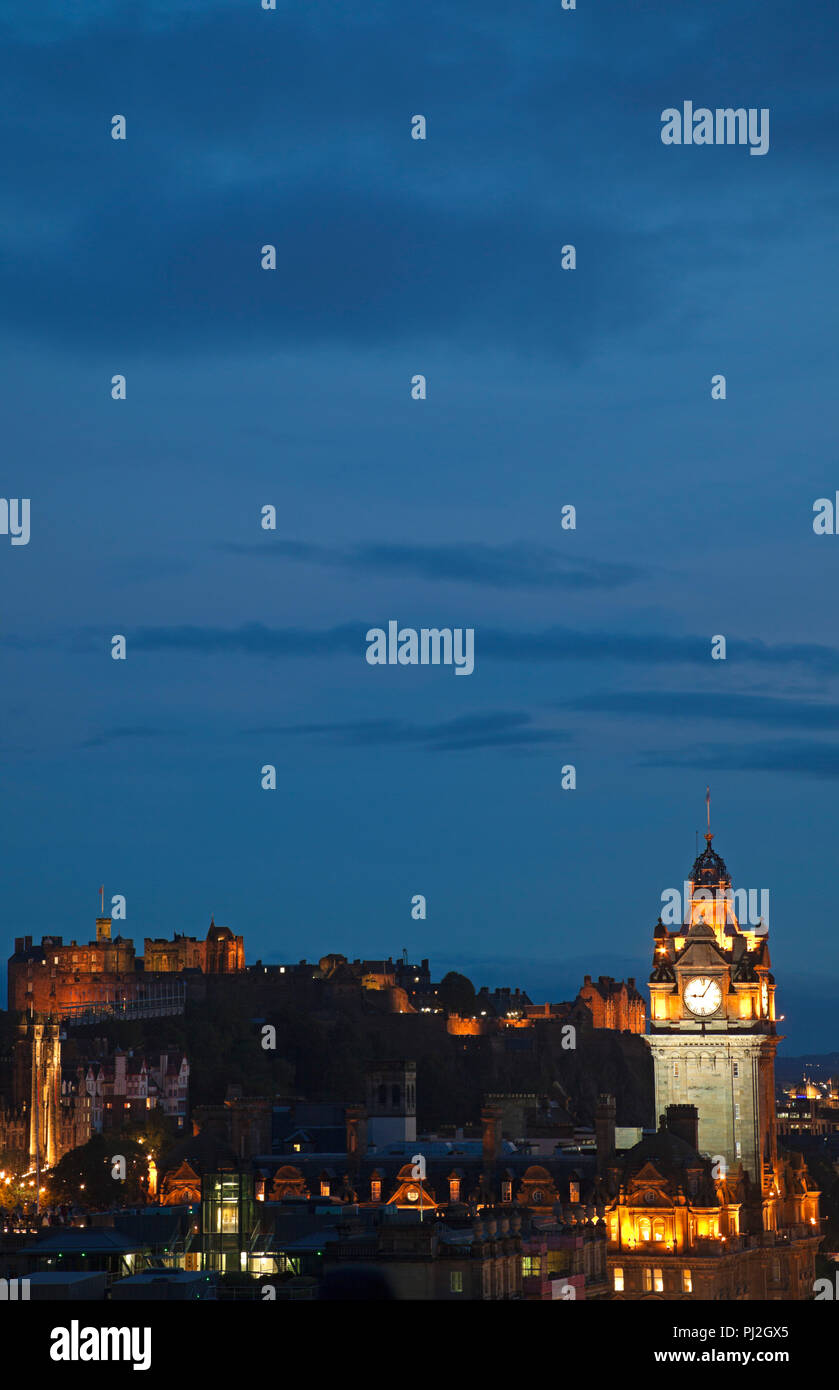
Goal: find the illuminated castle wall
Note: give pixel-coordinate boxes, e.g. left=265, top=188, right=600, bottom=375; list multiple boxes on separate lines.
left=9, top=915, right=245, bottom=1016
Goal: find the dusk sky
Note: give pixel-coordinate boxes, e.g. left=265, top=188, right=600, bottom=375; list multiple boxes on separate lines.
left=2, top=0, right=838, bottom=1050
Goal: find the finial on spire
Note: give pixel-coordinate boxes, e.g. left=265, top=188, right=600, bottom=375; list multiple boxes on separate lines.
left=705, top=786, right=712, bottom=843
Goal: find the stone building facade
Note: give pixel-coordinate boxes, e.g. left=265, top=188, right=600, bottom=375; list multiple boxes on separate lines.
left=9, top=916, right=244, bottom=1016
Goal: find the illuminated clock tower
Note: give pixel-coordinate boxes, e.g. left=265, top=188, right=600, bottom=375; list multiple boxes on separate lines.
left=648, top=831, right=777, bottom=1193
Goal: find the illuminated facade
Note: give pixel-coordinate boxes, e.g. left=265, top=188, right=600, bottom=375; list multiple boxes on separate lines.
left=144, top=919, right=244, bottom=974
left=605, top=827, right=822, bottom=1299
left=9, top=916, right=245, bottom=1016
left=648, top=834, right=777, bottom=1179
left=578, top=976, right=646, bottom=1034
left=0, top=1014, right=92, bottom=1167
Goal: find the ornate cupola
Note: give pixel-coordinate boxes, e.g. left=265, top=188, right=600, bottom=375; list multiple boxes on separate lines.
left=689, top=833, right=731, bottom=893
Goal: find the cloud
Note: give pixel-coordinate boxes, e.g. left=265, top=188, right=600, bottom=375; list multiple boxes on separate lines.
left=249, top=710, right=568, bottom=752
left=481, top=630, right=839, bottom=675
left=130, top=623, right=361, bottom=657
left=81, top=726, right=174, bottom=749
left=122, top=622, right=839, bottom=679
left=7, top=1, right=823, bottom=360
left=565, top=690, right=839, bottom=730
left=223, top=539, right=646, bottom=591
left=643, top=740, right=839, bottom=779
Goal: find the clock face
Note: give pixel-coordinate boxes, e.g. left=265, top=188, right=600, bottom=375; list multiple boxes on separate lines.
left=683, top=976, right=722, bottom=1017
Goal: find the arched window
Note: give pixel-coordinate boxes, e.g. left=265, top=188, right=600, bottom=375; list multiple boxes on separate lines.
left=639, top=1217, right=651, bottom=1242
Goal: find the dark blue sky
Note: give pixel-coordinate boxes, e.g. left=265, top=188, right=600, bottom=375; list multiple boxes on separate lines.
left=2, top=1, right=838, bottom=1050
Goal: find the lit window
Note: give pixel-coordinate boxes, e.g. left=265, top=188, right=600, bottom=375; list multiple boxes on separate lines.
left=682, top=1269, right=692, bottom=1293
left=522, top=1257, right=542, bottom=1277
left=371, top=1179, right=381, bottom=1202
left=654, top=1268, right=663, bottom=1293
left=613, top=1267, right=624, bottom=1292
left=643, top=1267, right=652, bottom=1291
left=320, top=1181, right=330, bottom=1198
left=450, top=1271, right=463, bottom=1293
left=502, top=1181, right=512, bottom=1203
left=449, top=1179, right=461, bottom=1203
left=639, top=1218, right=651, bottom=1242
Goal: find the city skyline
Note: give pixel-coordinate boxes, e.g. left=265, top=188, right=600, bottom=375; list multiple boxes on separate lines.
left=3, top=802, right=835, bottom=1051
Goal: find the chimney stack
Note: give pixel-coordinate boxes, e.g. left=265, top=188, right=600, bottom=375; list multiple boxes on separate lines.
left=595, top=1093, right=616, bottom=1171
left=481, top=1104, right=503, bottom=1169
left=346, top=1105, right=368, bottom=1166
left=664, top=1103, right=699, bottom=1151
